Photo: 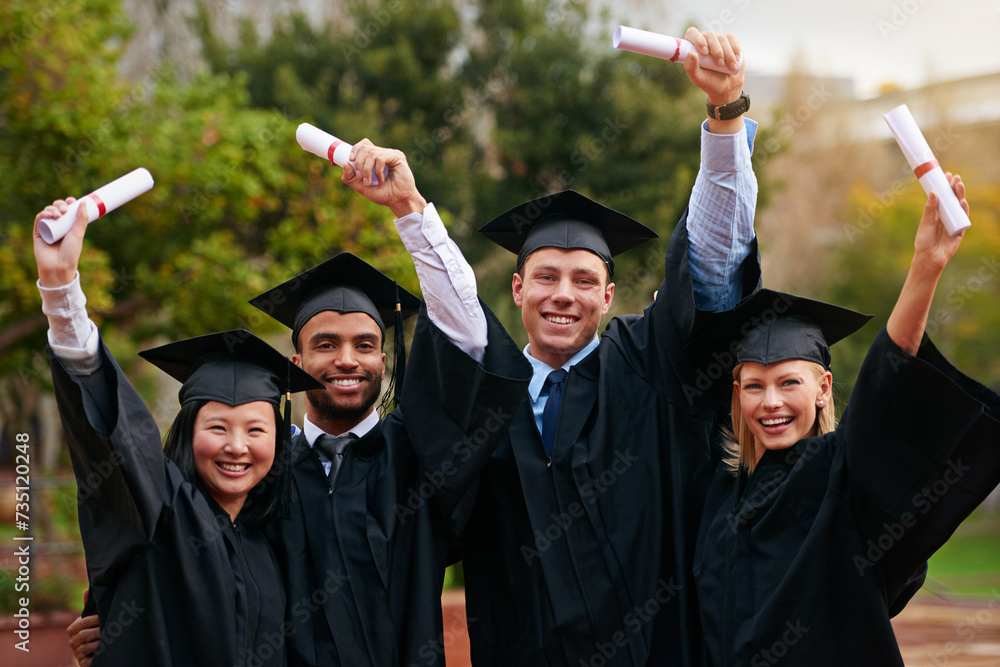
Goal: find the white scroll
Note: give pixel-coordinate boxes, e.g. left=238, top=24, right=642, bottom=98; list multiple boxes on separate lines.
left=38, top=168, right=155, bottom=244
left=883, top=104, right=971, bottom=236
left=295, top=123, right=389, bottom=185
left=613, top=26, right=743, bottom=75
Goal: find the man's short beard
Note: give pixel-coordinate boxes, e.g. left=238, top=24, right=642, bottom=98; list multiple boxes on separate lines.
left=307, top=375, right=383, bottom=423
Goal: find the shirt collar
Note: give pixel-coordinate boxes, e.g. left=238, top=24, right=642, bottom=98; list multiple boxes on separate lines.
left=303, top=408, right=380, bottom=448
left=525, top=337, right=599, bottom=402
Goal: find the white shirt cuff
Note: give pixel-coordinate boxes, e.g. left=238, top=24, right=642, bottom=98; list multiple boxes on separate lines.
left=395, top=203, right=488, bottom=362
left=37, top=273, right=101, bottom=373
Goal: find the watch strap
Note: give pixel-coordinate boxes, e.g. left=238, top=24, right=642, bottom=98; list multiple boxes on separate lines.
left=707, top=93, right=750, bottom=121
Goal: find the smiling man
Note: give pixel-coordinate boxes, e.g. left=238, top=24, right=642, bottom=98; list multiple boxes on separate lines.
left=67, top=248, right=531, bottom=666
left=339, top=26, right=763, bottom=667
left=247, top=251, right=530, bottom=666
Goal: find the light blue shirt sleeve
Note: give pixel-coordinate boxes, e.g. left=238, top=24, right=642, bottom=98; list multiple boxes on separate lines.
left=686, top=118, right=758, bottom=312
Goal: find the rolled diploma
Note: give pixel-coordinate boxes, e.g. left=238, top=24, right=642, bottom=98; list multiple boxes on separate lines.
left=296, top=123, right=389, bottom=185
left=613, top=26, right=743, bottom=75
left=883, top=104, right=970, bottom=236
left=38, top=168, right=155, bottom=245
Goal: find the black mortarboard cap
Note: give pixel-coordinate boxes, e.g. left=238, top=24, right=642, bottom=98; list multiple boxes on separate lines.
left=702, top=289, right=873, bottom=369
left=138, top=329, right=322, bottom=406
left=249, top=252, right=421, bottom=411
left=477, top=190, right=657, bottom=278
left=248, top=252, right=420, bottom=350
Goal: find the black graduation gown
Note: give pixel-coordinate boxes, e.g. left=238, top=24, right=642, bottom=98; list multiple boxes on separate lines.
left=265, top=301, right=531, bottom=666
left=50, top=340, right=286, bottom=667
left=694, top=328, right=1000, bottom=666
left=457, top=212, right=762, bottom=666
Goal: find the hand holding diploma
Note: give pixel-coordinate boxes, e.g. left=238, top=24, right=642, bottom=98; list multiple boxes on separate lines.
left=887, top=173, right=968, bottom=355
left=340, top=139, right=428, bottom=219
left=883, top=104, right=971, bottom=236
left=613, top=26, right=743, bottom=75
left=616, top=26, right=746, bottom=134
left=37, top=168, right=154, bottom=245
left=914, top=174, right=967, bottom=272
left=33, top=198, right=90, bottom=288
left=296, top=123, right=390, bottom=185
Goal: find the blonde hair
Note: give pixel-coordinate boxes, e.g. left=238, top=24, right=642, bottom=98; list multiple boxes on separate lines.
left=722, top=361, right=836, bottom=475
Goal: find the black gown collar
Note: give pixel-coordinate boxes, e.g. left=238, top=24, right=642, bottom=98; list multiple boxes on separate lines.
left=736, top=439, right=810, bottom=506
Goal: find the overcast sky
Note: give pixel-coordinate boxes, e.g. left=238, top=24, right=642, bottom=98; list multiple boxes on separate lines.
left=609, top=0, right=1000, bottom=98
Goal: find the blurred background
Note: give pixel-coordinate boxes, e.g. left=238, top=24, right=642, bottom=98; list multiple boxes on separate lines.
left=1, top=1, right=998, bottom=665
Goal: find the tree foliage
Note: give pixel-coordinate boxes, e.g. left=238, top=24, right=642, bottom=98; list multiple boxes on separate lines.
left=823, top=178, right=1000, bottom=399
left=1, top=0, right=767, bottom=447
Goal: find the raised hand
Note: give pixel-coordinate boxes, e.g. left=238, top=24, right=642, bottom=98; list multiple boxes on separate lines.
left=33, top=198, right=90, bottom=288
left=682, top=27, right=745, bottom=105
left=887, top=173, right=970, bottom=355
left=341, top=139, right=428, bottom=218
left=913, top=173, right=968, bottom=274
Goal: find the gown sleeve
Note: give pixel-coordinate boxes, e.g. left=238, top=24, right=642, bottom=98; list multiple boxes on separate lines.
left=398, top=299, right=532, bottom=535
left=603, top=210, right=761, bottom=410
left=843, top=327, right=1000, bottom=578
left=50, top=337, right=176, bottom=585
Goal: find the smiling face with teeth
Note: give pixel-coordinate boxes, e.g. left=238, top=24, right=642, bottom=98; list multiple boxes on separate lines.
left=293, top=310, right=387, bottom=436
left=192, top=400, right=277, bottom=519
left=735, top=359, right=832, bottom=462
left=513, top=247, right=614, bottom=369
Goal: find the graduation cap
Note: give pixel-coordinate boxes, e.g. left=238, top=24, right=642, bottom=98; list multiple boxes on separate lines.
left=141, top=330, right=319, bottom=523
left=248, top=252, right=421, bottom=410
left=478, top=190, right=657, bottom=278
left=139, top=329, right=322, bottom=406
left=696, top=289, right=873, bottom=370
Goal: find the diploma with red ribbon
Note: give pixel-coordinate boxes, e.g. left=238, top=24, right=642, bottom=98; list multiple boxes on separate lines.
left=295, top=123, right=389, bottom=185
left=613, top=26, right=743, bottom=75
left=883, top=104, right=971, bottom=236
left=38, top=168, right=155, bottom=244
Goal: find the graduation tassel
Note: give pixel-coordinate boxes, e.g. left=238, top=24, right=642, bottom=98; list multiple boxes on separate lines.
left=284, top=366, right=293, bottom=457
left=393, top=290, right=406, bottom=408
left=378, top=284, right=407, bottom=416
left=275, top=371, right=294, bottom=518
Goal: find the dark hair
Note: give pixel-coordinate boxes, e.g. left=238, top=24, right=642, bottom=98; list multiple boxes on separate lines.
left=163, top=400, right=292, bottom=527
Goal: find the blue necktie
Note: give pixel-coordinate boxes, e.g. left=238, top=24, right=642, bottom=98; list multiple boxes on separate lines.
left=541, top=369, right=568, bottom=456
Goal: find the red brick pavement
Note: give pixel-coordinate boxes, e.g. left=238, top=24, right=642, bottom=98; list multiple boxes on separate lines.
left=3, top=591, right=996, bottom=666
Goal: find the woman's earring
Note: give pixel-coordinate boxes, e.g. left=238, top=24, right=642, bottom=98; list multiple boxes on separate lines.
left=817, top=400, right=825, bottom=407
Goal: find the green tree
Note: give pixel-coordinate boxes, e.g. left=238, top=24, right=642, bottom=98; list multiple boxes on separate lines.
left=455, top=0, right=765, bottom=332
left=824, top=178, right=1000, bottom=401
left=0, top=0, right=419, bottom=453
left=192, top=0, right=763, bottom=336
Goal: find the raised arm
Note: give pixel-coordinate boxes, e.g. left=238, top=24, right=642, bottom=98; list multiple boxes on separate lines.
left=33, top=197, right=170, bottom=568
left=886, top=174, right=967, bottom=354
left=33, top=199, right=102, bottom=372
left=341, top=140, right=488, bottom=363
left=337, top=141, right=530, bottom=528
left=681, top=27, right=759, bottom=312
left=844, top=175, right=1000, bottom=581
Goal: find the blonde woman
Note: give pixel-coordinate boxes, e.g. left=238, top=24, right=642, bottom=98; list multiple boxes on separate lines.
left=694, top=176, right=1000, bottom=665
